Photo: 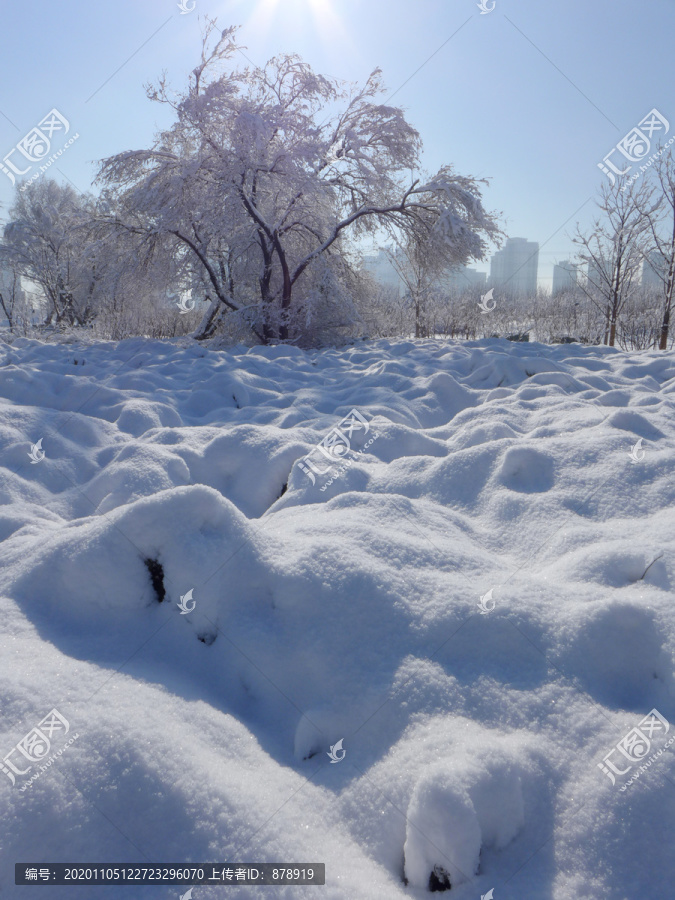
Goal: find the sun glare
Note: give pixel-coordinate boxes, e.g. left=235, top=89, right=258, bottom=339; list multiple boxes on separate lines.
left=239, top=0, right=349, bottom=52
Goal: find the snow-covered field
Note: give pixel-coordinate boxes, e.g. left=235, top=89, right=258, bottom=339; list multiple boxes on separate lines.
left=1, top=335, right=674, bottom=899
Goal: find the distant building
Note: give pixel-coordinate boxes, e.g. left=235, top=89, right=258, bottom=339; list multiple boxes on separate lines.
left=585, top=260, right=605, bottom=290
left=642, top=250, right=668, bottom=289
left=552, top=260, right=578, bottom=295
left=0, top=267, right=13, bottom=296
left=444, top=265, right=486, bottom=294
left=489, top=238, right=539, bottom=296
left=361, top=249, right=404, bottom=296
left=362, top=250, right=487, bottom=297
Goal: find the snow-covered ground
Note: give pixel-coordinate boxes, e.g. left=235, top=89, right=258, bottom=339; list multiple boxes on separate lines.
left=1, top=335, right=674, bottom=899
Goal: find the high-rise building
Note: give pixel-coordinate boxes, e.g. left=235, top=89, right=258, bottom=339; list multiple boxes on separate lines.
left=362, top=251, right=487, bottom=297
left=642, top=250, right=668, bottom=289
left=489, top=238, right=539, bottom=296
left=585, top=259, right=605, bottom=291
left=361, top=249, right=404, bottom=296
left=552, top=260, right=578, bottom=295
left=444, top=265, right=486, bottom=294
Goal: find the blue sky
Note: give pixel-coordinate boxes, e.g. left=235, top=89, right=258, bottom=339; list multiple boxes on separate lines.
left=1, top=0, right=673, bottom=287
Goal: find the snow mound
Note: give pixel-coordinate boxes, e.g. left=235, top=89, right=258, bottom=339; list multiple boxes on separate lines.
left=1, top=335, right=674, bottom=899
left=403, top=751, right=525, bottom=890
left=497, top=445, right=555, bottom=493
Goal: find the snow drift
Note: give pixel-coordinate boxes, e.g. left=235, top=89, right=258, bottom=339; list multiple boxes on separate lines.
left=1, top=335, right=674, bottom=898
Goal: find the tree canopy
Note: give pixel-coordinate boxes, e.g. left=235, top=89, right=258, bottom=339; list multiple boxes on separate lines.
left=96, top=21, right=501, bottom=344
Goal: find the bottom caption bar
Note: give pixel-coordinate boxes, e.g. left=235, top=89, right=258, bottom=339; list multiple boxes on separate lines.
left=16, top=864, right=325, bottom=885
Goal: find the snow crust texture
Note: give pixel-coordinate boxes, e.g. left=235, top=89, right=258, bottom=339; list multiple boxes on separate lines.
left=1, top=335, right=674, bottom=899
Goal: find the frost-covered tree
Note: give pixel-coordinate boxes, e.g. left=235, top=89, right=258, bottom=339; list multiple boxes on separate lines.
left=0, top=264, right=29, bottom=333
left=388, top=192, right=502, bottom=338
left=386, top=239, right=445, bottom=339
left=616, top=287, right=666, bottom=349
left=636, top=147, right=675, bottom=349
left=2, top=180, right=97, bottom=326
left=1, top=179, right=189, bottom=337
left=352, top=265, right=411, bottom=338
left=97, top=20, right=500, bottom=345
left=573, top=178, right=655, bottom=346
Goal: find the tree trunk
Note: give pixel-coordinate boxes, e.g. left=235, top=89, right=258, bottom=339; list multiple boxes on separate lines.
left=0, top=291, right=12, bottom=332
left=659, top=300, right=671, bottom=350
left=278, top=254, right=292, bottom=342
left=192, top=296, right=221, bottom=340
left=262, top=320, right=276, bottom=343
left=607, top=280, right=621, bottom=347
left=256, top=235, right=277, bottom=344
left=660, top=255, right=674, bottom=350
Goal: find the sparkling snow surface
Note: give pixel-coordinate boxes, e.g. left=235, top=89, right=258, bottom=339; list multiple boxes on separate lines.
left=1, top=335, right=675, bottom=899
